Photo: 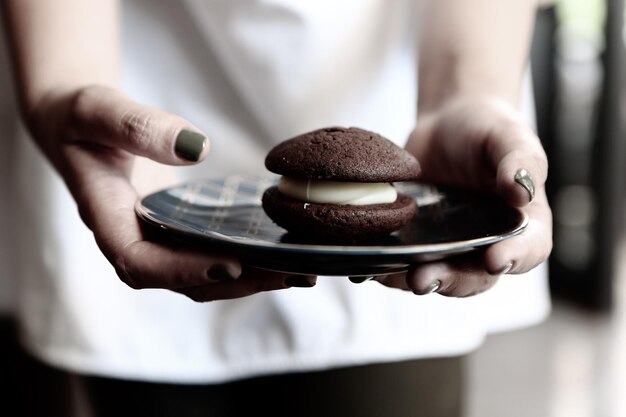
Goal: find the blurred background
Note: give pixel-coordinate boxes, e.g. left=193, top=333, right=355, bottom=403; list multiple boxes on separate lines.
left=1, top=0, right=626, bottom=416
left=467, top=0, right=626, bottom=416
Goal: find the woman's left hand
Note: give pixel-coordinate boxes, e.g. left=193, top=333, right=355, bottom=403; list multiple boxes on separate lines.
left=373, top=96, right=553, bottom=297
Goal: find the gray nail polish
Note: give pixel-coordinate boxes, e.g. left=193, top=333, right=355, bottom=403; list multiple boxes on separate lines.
left=514, top=168, right=535, bottom=202
left=207, top=265, right=238, bottom=281
left=349, top=276, right=374, bottom=284
left=175, top=129, right=207, bottom=162
left=285, top=275, right=316, bottom=288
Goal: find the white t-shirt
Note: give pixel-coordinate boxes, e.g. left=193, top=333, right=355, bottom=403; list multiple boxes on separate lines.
left=6, top=0, right=550, bottom=384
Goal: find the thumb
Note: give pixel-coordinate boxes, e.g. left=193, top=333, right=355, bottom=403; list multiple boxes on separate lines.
left=66, top=85, right=208, bottom=164
left=488, top=120, right=548, bottom=207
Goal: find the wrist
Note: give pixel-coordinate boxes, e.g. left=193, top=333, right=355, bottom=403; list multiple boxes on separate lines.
left=418, top=94, right=525, bottom=122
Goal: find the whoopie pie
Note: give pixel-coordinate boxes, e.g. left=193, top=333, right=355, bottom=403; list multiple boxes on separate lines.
left=261, top=126, right=421, bottom=242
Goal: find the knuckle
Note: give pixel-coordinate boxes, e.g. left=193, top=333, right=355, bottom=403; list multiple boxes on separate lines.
left=441, top=278, right=462, bottom=296
left=65, top=85, right=104, bottom=139
left=113, top=253, right=142, bottom=290
left=67, top=85, right=105, bottom=125
left=438, top=273, right=495, bottom=298
left=118, top=110, right=155, bottom=154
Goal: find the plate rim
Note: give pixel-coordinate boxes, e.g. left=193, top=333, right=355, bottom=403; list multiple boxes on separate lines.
left=135, top=199, right=529, bottom=256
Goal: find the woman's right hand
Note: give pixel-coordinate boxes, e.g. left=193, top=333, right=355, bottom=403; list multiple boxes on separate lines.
left=26, top=85, right=316, bottom=301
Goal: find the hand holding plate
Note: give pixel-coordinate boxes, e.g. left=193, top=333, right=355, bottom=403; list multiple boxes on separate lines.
left=25, top=85, right=301, bottom=300
left=375, top=96, right=553, bottom=297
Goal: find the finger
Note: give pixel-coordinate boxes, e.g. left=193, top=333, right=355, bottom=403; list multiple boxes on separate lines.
left=377, top=252, right=501, bottom=298
left=69, top=149, right=242, bottom=290
left=374, top=272, right=410, bottom=290
left=175, top=270, right=317, bottom=302
left=65, top=85, right=209, bottom=164
left=483, top=190, right=553, bottom=275
left=487, top=119, right=548, bottom=207
left=106, top=204, right=243, bottom=290
left=407, top=261, right=500, bottom=298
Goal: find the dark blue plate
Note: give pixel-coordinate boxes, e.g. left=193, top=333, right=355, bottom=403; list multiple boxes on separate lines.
left=135, top=175, right=527, bottom=276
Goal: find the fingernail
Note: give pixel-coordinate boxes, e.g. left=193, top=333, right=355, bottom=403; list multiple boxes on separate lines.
left=491, top=262, right=514, bottom=276
left=415, top=279, right=441, bottom=295
left=349, top=276, right=374, bottom=284
left=175, top=129, right=207, bottom=162
left=285, top=275, right=316, bottom=288
left=514, top=168, right=535, bottom=202
left=207, top=264, right=239, bottom=281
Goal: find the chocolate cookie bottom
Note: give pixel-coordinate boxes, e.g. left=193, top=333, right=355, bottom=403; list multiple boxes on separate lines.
left=261, top=186, right=418, bottom=242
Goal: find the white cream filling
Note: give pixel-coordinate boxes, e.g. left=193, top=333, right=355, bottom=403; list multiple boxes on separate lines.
left=278, top=176, right=397, bottom=205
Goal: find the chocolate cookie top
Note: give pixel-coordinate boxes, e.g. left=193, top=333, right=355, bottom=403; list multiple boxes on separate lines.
left=265, top=127, right=421, bottom=182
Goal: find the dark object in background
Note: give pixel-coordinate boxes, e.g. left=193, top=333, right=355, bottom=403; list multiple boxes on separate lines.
left=532, top=2, right=626, bottom=312
left=0, top=317, right=74, bottom=417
